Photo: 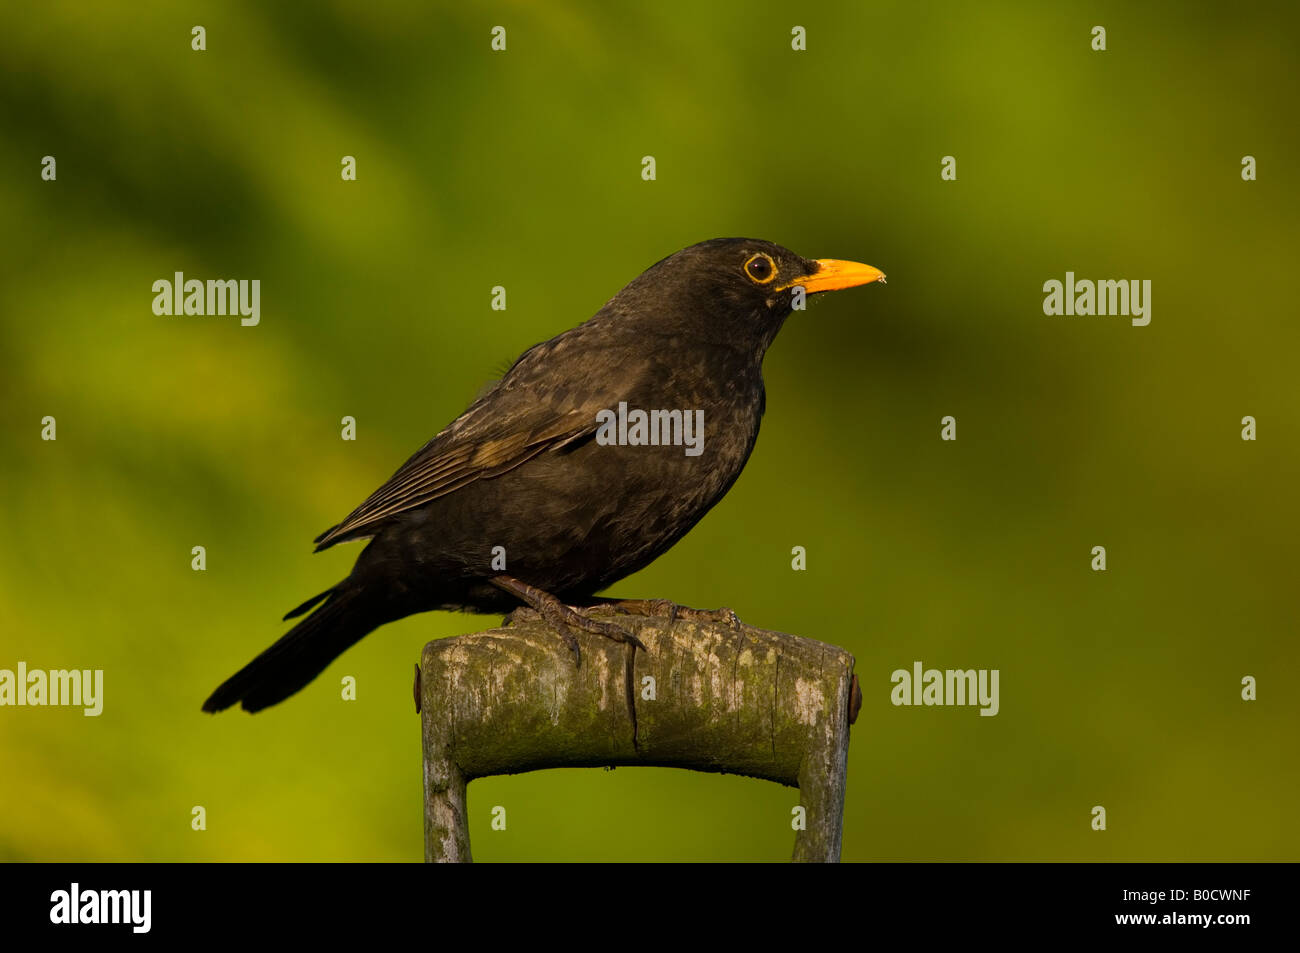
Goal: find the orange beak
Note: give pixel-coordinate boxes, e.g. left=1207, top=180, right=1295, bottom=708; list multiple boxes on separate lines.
left=778, top=259, right=886, bottom=293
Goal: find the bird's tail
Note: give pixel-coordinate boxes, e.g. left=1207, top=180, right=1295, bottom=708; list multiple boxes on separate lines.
left=202, top=580, right=386, bottom=714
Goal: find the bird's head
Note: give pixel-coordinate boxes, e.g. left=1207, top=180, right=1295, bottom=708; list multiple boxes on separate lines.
left=611, top=238, right=886, bottom=356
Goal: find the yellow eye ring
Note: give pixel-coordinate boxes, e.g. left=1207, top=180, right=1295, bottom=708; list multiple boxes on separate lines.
left=744, top=253, right=778, bottom=284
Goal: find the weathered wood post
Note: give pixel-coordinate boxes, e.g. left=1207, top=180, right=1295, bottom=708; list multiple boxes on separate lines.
left=420, top=609, right=859, bottom=862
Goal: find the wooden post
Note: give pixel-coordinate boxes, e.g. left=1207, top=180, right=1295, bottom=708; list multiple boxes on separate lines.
left=420, top=608, right=858, bottom=862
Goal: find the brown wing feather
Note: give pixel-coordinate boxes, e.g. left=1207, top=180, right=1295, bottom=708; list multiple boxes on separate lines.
left=313, top=323, right=638, bottom=552
left=312, top=405, right=593, bottom=551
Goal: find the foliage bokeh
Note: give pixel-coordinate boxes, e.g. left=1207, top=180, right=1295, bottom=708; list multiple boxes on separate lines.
left=1, top=1, right=1296, bottom=861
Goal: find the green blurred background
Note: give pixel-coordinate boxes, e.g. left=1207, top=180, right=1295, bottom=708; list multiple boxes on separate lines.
left=1, top=1, right=1296, bottom=862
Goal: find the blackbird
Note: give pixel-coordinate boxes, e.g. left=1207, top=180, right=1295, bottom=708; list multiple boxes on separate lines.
left=203, top=238, right=884, bottom=713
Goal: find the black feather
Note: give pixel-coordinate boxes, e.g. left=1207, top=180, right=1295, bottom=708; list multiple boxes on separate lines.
left=282, top=586, right=334, bottom=621
left=203, top=583, right=382, bottom=714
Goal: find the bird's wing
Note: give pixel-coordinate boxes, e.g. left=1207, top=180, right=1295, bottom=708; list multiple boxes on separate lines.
left=312, top=331, right=621, bottom=551
left=312, top=401, right=595, bottom=550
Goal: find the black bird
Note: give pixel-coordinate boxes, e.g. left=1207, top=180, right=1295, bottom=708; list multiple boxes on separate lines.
left=203, top=238, right=884, bottom=713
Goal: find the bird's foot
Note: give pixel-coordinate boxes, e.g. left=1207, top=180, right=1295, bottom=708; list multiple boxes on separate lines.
left=607, top=598, right=742, bottom=630
left=492, top=576, right=647, bottom=665
left=502, top=606, right=537, bottom=627
left=503, top=605, right=583, bottom=663
left=494, top=575, right=644, bottom=749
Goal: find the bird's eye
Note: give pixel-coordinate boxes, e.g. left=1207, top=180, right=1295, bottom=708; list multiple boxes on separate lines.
left=744, top=253, right=777, bottom=284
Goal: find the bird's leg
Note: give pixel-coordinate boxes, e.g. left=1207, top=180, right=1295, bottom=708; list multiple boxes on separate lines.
left=490, top=575, right=648, bottom=664
left=598, top=597, right=743, bottom=630
left=492, top=575, right=644, bottom=749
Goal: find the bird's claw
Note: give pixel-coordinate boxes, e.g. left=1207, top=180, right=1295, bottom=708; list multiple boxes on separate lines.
left=504, top=606, right=540, bottom=627
left=614, top=599, right=741, bottom=630
left=614, top=598, right=679, bottom=624
left=716, top=607, right=742, bottom=630
left=578, top=613, right=646, bottom=652
left=558, top=628, right=582, bottom=666
left=546, top=604, right=644, bottom=662
left=680, top=605, right=741, bottom=630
